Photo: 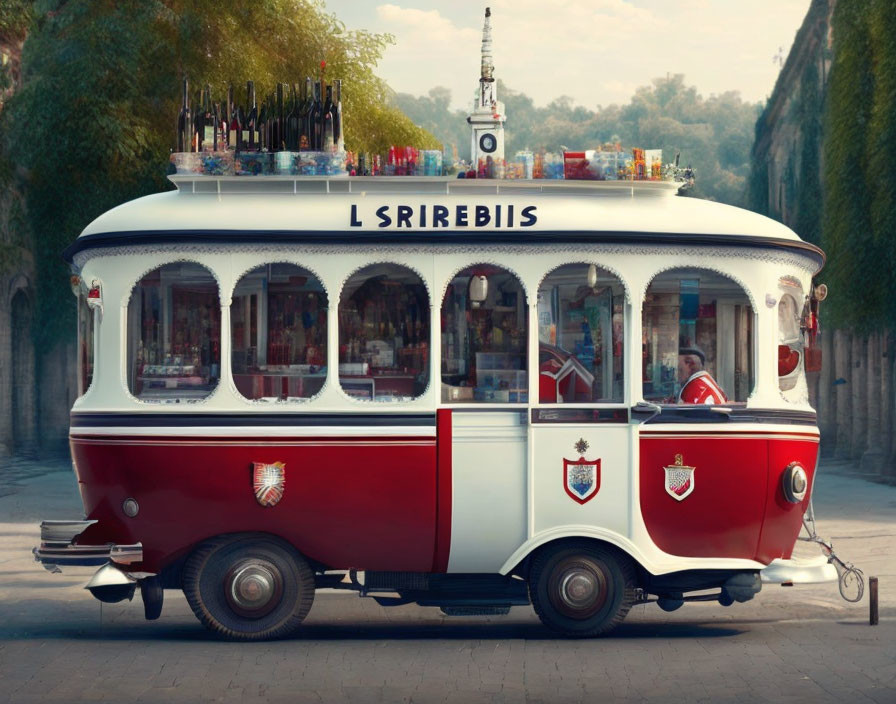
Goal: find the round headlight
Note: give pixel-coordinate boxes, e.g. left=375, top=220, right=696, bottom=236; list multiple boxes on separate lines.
left=782, top=462, right=808, bottom=504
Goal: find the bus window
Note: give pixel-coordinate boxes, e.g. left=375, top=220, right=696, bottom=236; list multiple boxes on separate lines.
left=537, top=263, right=625, bottom=403
left=231, top=264, right=327, bottom=402
left=338, top=263, right=429, bottom=401
left=76, top=283, right=95, bottom=396
left=441, top=264, right=527, bottom=403
left=778, top=290, right=803, bottom=393
left=126, top=262, right=221, bottom=402
left=643, top=268, right=753, bottom=404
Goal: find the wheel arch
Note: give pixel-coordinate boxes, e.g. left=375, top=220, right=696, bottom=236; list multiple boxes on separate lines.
left=499, top=527, right=647, bottom=582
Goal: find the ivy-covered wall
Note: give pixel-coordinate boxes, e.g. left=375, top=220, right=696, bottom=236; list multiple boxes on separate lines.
left=749, top=0, right=896, bottom=475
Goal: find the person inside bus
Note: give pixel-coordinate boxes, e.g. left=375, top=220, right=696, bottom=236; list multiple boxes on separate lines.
left=677, top=347, right=728, bottom=404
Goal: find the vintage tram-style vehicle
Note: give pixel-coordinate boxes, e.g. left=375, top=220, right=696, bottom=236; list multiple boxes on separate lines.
left=34, top=175, right=836, bottom=639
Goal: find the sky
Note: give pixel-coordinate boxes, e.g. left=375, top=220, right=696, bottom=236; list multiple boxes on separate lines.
left=322, top=0, right=811, bottom=110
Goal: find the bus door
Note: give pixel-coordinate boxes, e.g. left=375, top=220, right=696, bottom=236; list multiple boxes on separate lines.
left=530, top=264, right=631, bottom=541
left=444, top=409, right=529, bottom=573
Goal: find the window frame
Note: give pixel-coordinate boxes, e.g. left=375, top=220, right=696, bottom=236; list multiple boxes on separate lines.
left=125, top=260, right=223, bottom=405
left=640, top=266, right=756, bottom=406
left=229, top=261, right=330, bottom=404
left=337, top=261, right=432, bottom=404
left=535, top=262, right=628, bottom=406
left=439, top=262, right=530, bottom=405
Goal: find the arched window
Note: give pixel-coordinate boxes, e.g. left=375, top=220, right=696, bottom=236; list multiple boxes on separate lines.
left=777, top=284, right=804, bottom=394
left=441, top=264, right=527, bottom=403
left=127, top=262, right=221, bottom=402
left=231, top=264, right=327, bottom=401
left=642, top=268, right=753, bottom=404
left=537, top=264, right=625, bottom=403
left=338, top=263, right=429, bottom=401
left=76, top=282, right=96, bottom=396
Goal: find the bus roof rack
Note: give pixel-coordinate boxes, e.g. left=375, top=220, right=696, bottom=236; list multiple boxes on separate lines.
left=167, top=174, right=686, bottom=197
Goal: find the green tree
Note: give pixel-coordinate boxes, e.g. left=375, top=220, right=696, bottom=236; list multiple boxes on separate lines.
left=3, top=0, right=438, bottom=345
left=394, top=74, right=761, bottom=206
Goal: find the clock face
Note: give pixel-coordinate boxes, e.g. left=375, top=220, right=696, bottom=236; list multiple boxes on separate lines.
left=479, top=133, right=497, bottom=154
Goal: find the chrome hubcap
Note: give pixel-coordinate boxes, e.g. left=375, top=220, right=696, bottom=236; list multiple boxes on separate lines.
left=225, top=559, right=283, bottom=618
left=559, top=569, right=598, bottom=610
left=231, top=565, right=275, bottom=608
left=548, top=556, right=609, bottom=619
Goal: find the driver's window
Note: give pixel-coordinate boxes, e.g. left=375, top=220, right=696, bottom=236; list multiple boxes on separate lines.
left=642, top=268, right=753, bottom=404
left=537, top=263, right=625, bottom=403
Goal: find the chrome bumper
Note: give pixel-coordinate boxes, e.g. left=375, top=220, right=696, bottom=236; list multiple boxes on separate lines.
left=760, top=555, right=839, bottom=584
left=33, top=520, right=142, bottom=573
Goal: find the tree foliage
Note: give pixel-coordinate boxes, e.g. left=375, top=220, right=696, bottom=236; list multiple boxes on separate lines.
left=2, top=0, right=438, bottom=346
left=394, top=74, right=761, bottom=205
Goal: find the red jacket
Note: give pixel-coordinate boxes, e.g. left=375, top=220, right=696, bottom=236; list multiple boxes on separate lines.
left=678, top=371, right=728, bottom=404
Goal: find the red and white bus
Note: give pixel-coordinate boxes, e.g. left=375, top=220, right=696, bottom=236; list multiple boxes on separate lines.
left=35, top=175, right=839, bottom=639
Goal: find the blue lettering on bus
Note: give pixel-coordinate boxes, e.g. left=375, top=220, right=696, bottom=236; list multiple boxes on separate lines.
left=351, top=204, right=538, bottom=229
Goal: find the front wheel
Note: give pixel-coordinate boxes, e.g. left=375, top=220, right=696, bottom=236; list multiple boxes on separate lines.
left=529, top=542, right=636, bottom=637
left=182, top=534, right=314, bottom=640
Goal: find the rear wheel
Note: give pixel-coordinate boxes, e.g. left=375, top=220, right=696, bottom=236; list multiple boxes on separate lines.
left=182, top=534, right=314, bottom=640
left=529, top=542, right=635, bottom=637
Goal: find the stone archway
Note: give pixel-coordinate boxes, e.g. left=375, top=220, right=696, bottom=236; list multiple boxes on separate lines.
left=10, top=289, right=36, bottom=456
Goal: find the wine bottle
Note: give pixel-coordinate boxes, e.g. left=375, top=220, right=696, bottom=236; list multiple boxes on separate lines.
left=202, top=85, right=216, bottom=151
left=322, top=83, right=334, bottom=151
left=245, top=80, right=257, bottom=151
left=176, top=76, right=191, bottom=152
left=225, top=84, right=235, bottom=149
left=300, top=77, right=313, bottom=150
left=231, top=91, right=243, bottom=152
left=310, top=79, right=323, bottom=151
left=191, top=96, right=201, bottom=152
left=285, top=83, right=300, bottom=151
left=274, top=83, right=284, bottom=151
left=265, top=94, right=275, bottom=151
left=334, top=79, right=344, bottom=152
left=218, top=101, right=228, bottom=151
left=258, top=96, right=268, bottom=152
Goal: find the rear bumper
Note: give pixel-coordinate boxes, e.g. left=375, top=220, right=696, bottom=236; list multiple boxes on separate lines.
left=760, top=555, right=838, bottom=584
left=33, top=520, right=142, bottom=573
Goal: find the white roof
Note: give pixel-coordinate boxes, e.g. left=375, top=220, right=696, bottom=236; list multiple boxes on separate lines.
left=70, top=177, right=821, bottom=271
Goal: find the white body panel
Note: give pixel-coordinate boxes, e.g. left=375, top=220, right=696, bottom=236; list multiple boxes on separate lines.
left=531, top=423, right=633, bottom=539
left=447, top=411, right=527, bottom=572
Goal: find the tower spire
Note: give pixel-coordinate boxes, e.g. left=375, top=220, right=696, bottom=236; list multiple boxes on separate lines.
left=467, top=7, right=505, bottom=170
left=480, top=7, right=494, bottom=96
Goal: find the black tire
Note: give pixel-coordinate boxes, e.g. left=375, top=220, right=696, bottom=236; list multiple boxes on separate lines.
left=182, top=534, right=314, bottom=640
left=529, top=541, right=636, bottom=637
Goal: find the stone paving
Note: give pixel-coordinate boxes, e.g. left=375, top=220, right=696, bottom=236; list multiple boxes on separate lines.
left=0, top=458, right=893, bottom=703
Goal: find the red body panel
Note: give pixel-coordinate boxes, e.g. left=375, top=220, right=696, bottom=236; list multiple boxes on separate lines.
left=639, top=432, right=818, bottom=563
left=72, top=435, right=437, bottom=573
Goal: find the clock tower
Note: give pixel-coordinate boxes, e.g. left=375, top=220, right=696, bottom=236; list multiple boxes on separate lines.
left=468, top=7, right=505, bottom=169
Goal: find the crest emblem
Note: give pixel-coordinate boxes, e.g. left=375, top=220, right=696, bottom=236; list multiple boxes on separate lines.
left=664, top=454, right=695, bottom=501
left=252, top=462, right=286, bottom=507
left=564, top=439, right=600, bottom=504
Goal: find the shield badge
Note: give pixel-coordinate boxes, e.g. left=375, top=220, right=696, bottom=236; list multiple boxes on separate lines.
left=563, top=457, right=601, bottom=504
left=664, top=454, right=695, bottom=501
left=252, top=461, right=286, bottom=507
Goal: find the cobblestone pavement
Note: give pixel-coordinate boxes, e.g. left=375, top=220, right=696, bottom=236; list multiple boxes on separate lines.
left=0, top=458, right=894, bottom=703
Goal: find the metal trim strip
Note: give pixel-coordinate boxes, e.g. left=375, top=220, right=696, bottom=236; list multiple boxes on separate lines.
left=70, top=412, right=436, bottom=428
left=63, top=228, right=825, bottom=267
